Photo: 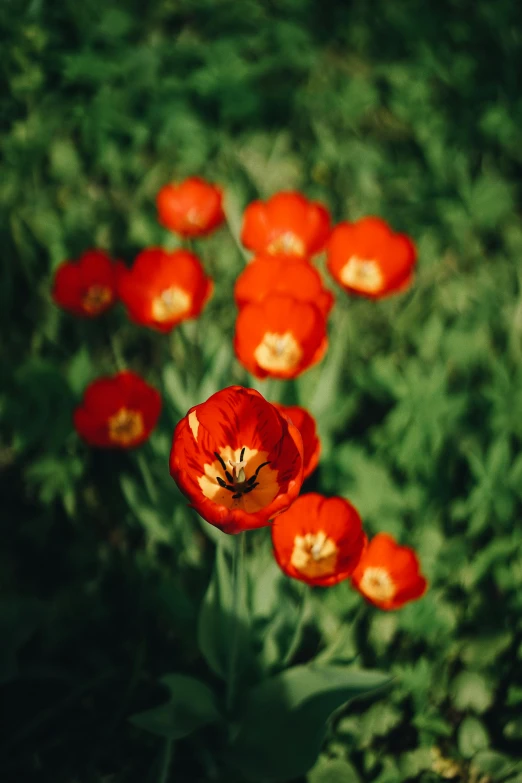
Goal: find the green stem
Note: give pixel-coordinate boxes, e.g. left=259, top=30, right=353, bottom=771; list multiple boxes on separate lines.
left=108, top=330, right=126, bottom=371
left=315, top=602, right=365, bottom=665
left=226, top=532, right=246, bottom=712
left=158, top=738, right=174, bottom=783
left=281, top=582, right=308, bottom=668
left=136, top=449, right=159, bottom=505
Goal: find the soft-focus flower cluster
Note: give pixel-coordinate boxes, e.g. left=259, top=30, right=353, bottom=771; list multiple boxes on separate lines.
left=54, top=176, right=224, bottom=449
left=52, top=175, right=426, bottom=611
left=234, top=193, right=334, bottom=379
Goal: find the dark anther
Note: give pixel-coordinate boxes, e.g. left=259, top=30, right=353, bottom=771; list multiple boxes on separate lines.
left=242, top=483, right=258, bottom=494
left=214, top=452, right=227, bottom=471
left=214, top=453, right=271, bottom=499
left=252, top=461, right=270, bottom=478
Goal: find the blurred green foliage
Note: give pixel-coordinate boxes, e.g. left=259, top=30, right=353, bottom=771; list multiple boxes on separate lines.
left=1, top=0, right=522, bottom=781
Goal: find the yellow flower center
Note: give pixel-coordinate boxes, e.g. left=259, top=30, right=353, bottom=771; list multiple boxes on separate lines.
left=198, top=446, right=279, bottom=513
left=186, top=206, right=205, bottom=228
left=267, top=232, right=306, bottom=256
left=359, top=567, right=395, bottom=602
left=82, top=284, right=113, bottom=315
left=254, top=331, right=302, bottom=373
left=340, top=256, right=384, bottom=293
left=108, top=407, right=145, bottom=446
left=152, top=286, right=191, bottom=322
left=291, top=531, right=338, bottom=579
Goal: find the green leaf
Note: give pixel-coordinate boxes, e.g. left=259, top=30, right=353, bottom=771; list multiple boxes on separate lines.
left=472, top=751, right=521, bottom=780
left=308, top=756, right=361, bottom=783
left=451, top=671, right=494, bottom=713
left=458, top=716, right=489, bottom=758
left=130, top=674, right=220, bottom=740
left=228, top=665, right=392, bottom=782
left=197, top=541, right=250, bottom=680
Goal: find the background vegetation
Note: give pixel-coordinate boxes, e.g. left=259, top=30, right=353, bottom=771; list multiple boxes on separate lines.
left=2, top=0, right=522, bottom=781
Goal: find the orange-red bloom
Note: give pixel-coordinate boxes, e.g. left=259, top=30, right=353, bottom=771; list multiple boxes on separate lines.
left=169, top=386, right=304, bottom=534
left=74, top=371, right=161, bottom=449
left=116, top=248, right=213, bottom=333
left=52, top=249, right=117, bottom=317
left=272, top=493, right=366, bottom=587
left=272, top=403, right=320, bottom=480
left=326, top=217, right=416, bottom=299
left=157, top=176, right=225, bottom=238
left=234, top=255, right=334, bottom=317
left=351, top=533, right=427, bottom=610
left=234, top=295, right=328, bottom=379
left=241, top=192, right=331, bottom=259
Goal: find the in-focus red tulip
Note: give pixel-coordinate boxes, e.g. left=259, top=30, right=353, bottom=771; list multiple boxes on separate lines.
left=116, top=248, right=213, bottom=332
left=272, top=403, right=320, bottom=480
left=234, top=254, right=334, bottom=317
left=169, top=386, right=304, bottom=534
left=241, top=192, right=331, bottom=259
left=234, top=295, right=328, bottom=379
left=327, top=217, right=416, bottom=298
left=52, top=250, right=117, bottom=317
left=74, top=371, right=161, bottom=449
left=272, top=493, right=366, bottom=587
left=351, top=533, right=427, bottom=610
left=157, top=176, right=225, bottom=237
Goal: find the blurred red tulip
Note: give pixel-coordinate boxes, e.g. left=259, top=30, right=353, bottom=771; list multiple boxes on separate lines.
left=117, top=248, right=213, bottom=332
left=327, top=217, right=416, bottom=298
left=52, top=250, right=117, bottom=317
left=74, top=371, right=161, bottom=449
left=241, top=192, right=331, bottom=259
left=272, top=493, right=366, bottom=587
left=157, top=176, right=225, bottom=237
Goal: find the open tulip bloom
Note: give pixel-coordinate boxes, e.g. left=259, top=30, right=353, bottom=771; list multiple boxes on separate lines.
left=116, top=248, right=213, bottom=332
left=272, top=493, right=366, bottom=587
left=74, top=370, right=162, bottom=449
left=327, top=216, right=417, bottom=299
left=351, top=532, right=427, bottom=610
left=241, top=191, right=331, bottom=258
left=234, top=294, right=328, bottom=379
left=156, top=176, right=225, bottom=238
left=169, top=386, right=304, bottom=534
left=52, top=249, right=118, bottom=317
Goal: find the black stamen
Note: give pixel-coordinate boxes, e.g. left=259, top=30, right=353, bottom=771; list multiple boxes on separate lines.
left=216, top=476, right=228, bottom=488
left=243, top=483, right=258, bottom=494
left=214, top=452, right=227, bottom=471
left=225, top=471, right=234, bottom=483
left=252, top=461, right=270, bottom=479
left=232, top=493, right=242, bottom=499
left=240, top=447, right=245, bottom=461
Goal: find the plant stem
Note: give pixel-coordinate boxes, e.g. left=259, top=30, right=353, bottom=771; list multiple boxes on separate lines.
left=226, top=532, right=246, bottom=712
left=158, top=738, right=173, bottom=783
left=314, top=602, right=365, bottom=665
left=281, top=582, right=308, bottom=668
left=108, top=329, right=126, bottom=371
left=136, top=448, right=159, bottom=505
